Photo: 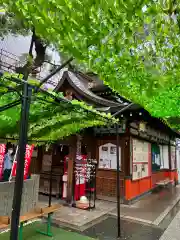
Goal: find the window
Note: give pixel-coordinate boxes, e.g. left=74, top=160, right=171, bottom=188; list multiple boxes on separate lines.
left=151, top=143, right=161, bottom=171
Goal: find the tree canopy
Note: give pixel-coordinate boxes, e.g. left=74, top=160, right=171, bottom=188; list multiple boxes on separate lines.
left=0, top=1, right=179, bottom=130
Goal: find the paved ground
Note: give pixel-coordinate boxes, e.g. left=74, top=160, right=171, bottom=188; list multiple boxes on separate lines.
left=39, top=195, right=116, bottom=231
left=158, top=199, right=180, bottom=230
left=159, top=207, right=180, bottom=240
left=83, top=216, right=164, bottom=240
left=111, top=186, right=180, bottom=225
left=1, top=187, right=180, bottom=239
left=38, top=186, right=180, bottom=230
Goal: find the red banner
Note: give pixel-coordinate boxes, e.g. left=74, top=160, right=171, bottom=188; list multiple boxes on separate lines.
left=11, top=144, right=34, bottom=180
left=0, top=144, right=6, bottom=180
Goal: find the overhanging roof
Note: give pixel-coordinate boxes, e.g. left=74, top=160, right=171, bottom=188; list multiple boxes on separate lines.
left=55, top=70, right=125, bottom=108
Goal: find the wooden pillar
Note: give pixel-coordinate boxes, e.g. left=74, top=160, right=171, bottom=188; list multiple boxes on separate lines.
left=66, top=144, right=76, bottom=203
left=76, top=134, right=82, bottom=156
left=168, top=143, right=172, bottom=170
left=175, top=142, right=177, bottom=170
left=66, top=135, right=82, bottom=203
left=37, top=146, right=43, bottom=173
left=123, top=136, right=131, bottom=176
left=85, top=134, right=96, bottom=159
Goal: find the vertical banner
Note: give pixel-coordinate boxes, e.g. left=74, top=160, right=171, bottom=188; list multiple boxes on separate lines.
left=11, top=144, right=34, bottom=180
left=24, top=144, right=34, bottom=179
left=0, top=144, right=6, bottom=180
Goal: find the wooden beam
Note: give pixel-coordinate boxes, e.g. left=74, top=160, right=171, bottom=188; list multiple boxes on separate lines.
left=66, top=137, right=76, bottom=203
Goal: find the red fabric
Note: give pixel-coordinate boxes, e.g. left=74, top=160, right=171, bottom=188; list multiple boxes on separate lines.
left=0, top=144, right=6, bottom=180
left=12, top=144, right=34, bottom=179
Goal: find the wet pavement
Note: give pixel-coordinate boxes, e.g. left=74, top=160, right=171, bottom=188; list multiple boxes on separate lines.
left=38, top=194, right=116, bottom=231
left=111, top=186, right=180, bottom=224
left=159, top=199, right=180, bottom=230
left=83, top=216, right=164, bottom=240
left=38, top=186, right=180, bottom=231
left=159, top=206, right=180, bottom=240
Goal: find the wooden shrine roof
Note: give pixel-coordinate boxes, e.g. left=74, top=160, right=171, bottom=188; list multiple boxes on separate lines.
left=55, top=70, right=126, bottom=108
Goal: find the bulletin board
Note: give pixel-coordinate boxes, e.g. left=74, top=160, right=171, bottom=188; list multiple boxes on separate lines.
left=99, top=143, right=121, bottom=170
left=132, top=138, right=150, bottom=180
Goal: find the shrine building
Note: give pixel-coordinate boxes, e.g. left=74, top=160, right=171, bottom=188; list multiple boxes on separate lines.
left=30, top=69, right=179, bottom=204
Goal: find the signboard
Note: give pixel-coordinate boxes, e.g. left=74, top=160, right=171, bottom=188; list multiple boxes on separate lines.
left=0, top=144, right=6, bottom=180
left=132, top=139, right=150, bottom=180
left=139, top=122, right=146, bottom=132
left=94, top=123, right=126, bottom=135
left=99, top=143, right=121, bottom=170
left=11, top=145, right=34, bottom=180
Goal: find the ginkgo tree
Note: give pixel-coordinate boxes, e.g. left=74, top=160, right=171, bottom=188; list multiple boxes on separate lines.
left=0, top=0, right=179, bottom=128
left=0, top=72, right=115, bottom=143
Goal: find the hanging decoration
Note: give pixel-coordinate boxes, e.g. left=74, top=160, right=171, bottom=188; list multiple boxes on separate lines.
left=74, top=157, right=97, bottom=210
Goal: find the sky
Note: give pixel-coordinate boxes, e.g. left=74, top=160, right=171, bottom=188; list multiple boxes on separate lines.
left=0, top=34, right=65, bottom=90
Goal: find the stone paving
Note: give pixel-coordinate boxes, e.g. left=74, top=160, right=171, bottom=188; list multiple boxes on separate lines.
left=39, top=195, right=116, bottom=231
left=38, top=186, right=180, bottom=231
left=159, top=208, right=180, bottom=240
left=111, top=186, right=180, bottom=225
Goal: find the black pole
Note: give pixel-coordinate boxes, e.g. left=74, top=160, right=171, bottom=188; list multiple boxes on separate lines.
left=10, top=83, right=32, bottom=240
left=0, top=99, right=21, bottom=112
left=49, top=149, right=53, bottom=207
left=38, top=57, right=73, bottom=88
left=112, top=103, right=134, bottom=117
left=116, top=123, right=121, bottom=238
left=10, top=28, right=35, bottom=240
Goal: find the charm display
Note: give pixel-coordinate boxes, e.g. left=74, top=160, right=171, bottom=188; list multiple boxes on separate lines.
left=74, top=158, right=97, bottom=210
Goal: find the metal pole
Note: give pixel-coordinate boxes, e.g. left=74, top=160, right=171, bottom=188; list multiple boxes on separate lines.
left=38, top=57, right=73, bottom=88
left=49, top=149, right=53, bottom=207
left=116, top=123, right=121, bottom=238
left=10, top=83, right=32, bottom=240
left=112, top=103, right=134, bottom=117
left=10, top=29, right=34, bottom=240
left=0, top=99, right=21, bottom=112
